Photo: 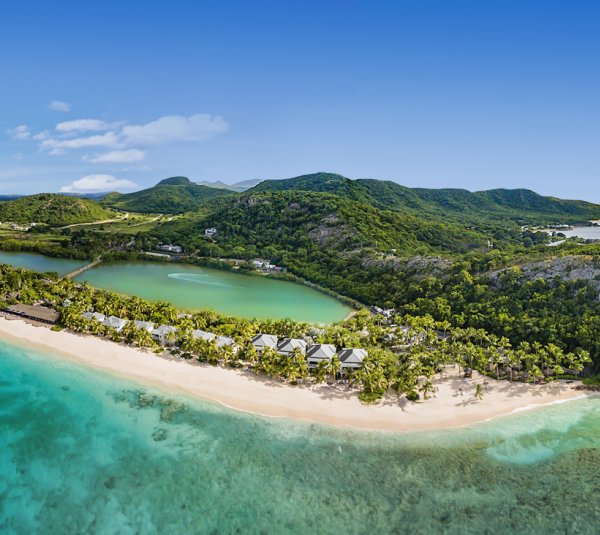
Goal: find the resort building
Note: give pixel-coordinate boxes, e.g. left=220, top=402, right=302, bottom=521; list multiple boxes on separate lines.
left=103, top=316, right=128, bottom=332
left=152, top=325, right=177, bottom=345
left=251, top=334, right=278, bottom=352
left=216, top=335, right=236, bottom=349
left=192, top=330, right=217, bottom=342
left=157, top=244, right=183, bottom=254
left=276, top=338, right=307, bottom=357
left=82, top=311, right=106, bottom=323
left=134, top=320, right=154, bottom=332
left=339, top=348, right=367, bottom=369
left=204, top=227, right=218, bottom=238
left=3, top=303, right=60, bottom=324
left=306, top=344, right=337, bottom=368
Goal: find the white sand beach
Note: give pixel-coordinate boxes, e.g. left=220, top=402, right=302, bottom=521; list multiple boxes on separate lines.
left=0, top=317, right=592, bottom=432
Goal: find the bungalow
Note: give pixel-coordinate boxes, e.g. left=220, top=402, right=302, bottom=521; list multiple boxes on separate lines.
left=157, top=244, right=183, bottom=254
left=204, top=227, right=218, bottom=238
left=216, top=335, right=236, bottom=349
left=103, top=316, right=128, bottom=332
left=306, top=344, right=336, bottom=368
left=192, top=329, right=217, bottom=342
left=251, top=333, right=278, bottom=352
left=82, top=311, right=106, bottom=323
left=339, top=348, right=367, bottom=369
left=134, top=320, right=154, bottom=332
left=277, top=338, right=307, bottom=357
left=152, top=325, right=177, bottom=345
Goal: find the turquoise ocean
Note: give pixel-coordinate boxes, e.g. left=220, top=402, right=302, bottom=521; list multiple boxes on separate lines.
left=1, top=337, right=599, bottom=534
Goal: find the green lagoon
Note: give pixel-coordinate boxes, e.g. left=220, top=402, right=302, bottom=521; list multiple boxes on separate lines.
left=1, top=338, right=599, bottom=534
left=0, top=252, right=350, bottom=322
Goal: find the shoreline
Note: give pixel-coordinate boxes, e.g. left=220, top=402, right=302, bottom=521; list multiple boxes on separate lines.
left=0, top=317, right=594, bottom=433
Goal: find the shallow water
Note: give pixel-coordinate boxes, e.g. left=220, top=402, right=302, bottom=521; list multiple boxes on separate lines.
left=75, top=261, right=350, bottom=322
left=1, top=338, right=599, bottom=534
left=0, top=251, right=85, bottom=277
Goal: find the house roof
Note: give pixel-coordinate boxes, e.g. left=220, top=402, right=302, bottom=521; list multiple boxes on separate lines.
left=339, top=348, right=367, bottom=365
left=251, top=334, right=278, bottom=348
left=152, top=325, right=177, bottom=336
left=277, top=338, right=307, bottom=354
left=104, top=316, right=127, bottom=329
left=306, top=344, right=336, bottom=360
left=82, top=311, right=106, bottom=322
left=193, top=330, right=216, bottom=341
left=5, top=304, right=59, bottom=323
left=216, top=335, right=235, bottom=347
left=134, top=320, right=154, bottom=331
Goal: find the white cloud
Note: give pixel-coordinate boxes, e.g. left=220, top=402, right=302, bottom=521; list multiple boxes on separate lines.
left=41, top=131, right=119, bottom=150
left=121, top=113, right=228, bottom=145
left=60, top=174, right=138, bottom=193
left=88, top=149, right=145, bottom=163
left=32, top=130, right=50, bottom=141
left=8, top=125, right=31, bottom=140
left=56, top=118, right=112, bottom=133
left=49, top=100, right=70, bottom=112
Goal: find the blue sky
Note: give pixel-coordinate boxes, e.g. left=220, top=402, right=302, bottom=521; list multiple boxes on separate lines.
left=1, top=0, right=599, bottom=201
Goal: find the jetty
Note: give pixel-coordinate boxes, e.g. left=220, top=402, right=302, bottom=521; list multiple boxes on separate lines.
left=65, top=257, right=103, bottom=279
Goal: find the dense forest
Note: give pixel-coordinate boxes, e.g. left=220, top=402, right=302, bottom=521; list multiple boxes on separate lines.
left=0, top=194, right=114, bottom=226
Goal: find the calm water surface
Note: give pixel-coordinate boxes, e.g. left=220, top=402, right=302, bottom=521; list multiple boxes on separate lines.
left=75, top=261, right=350, bottom=322
left=0, top=251, right=350, bottom=322
left=0, top=251, right=85, bottom=277
left=1, top=338, right=599, bottom=534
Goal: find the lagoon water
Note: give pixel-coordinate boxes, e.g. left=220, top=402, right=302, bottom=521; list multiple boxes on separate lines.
left=0, top=252, right=350, bottom=322
left=1, top=337, right=599, bottom=534
left=0, top=251, right=85, bottom=277
left=75, top=261, right=350, bottom=322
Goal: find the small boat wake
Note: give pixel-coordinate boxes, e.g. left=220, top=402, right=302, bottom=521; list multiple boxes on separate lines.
left=168, top=273, right=245, bottom=289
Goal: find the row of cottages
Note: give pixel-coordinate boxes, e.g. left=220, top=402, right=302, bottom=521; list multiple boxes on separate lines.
left=82, top=312, right=127, bottom=332
left=250, top=334, right=367, bottom=369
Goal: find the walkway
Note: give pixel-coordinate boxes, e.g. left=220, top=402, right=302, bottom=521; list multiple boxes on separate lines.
left=65, top=257, right=103, bottom=279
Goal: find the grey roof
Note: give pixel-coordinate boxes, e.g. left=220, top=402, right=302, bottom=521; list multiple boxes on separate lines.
left=277, top=338, right=307, bottom=354
left=152, top=325, right=177, bottom=336
left=104, top=316, right=127, bottom=330
left=216, top=335, right=236, bottom=348
left=306, top=344, right=336, bottom=361
left=82, top=311, right=106, bottom=322
left=193, top=330, right=217, bottom=341
left=5, top=304, right=59, bottom=323
left=134, top=320, right=154, bottom=332
left=339, top=348, right=367, bottom=367
left=251, top=334, right=278, bottom=349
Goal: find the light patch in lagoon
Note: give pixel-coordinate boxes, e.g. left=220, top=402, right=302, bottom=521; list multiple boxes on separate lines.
left=167, top=272, right=246, bottom=289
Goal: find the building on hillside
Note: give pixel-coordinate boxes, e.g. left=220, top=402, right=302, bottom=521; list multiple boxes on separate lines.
left=276, top=338, right=307, bottom=357
left=134, top=320, right=154, bottom=332
left=82, top=311, right=106, bottom=323
left=4, top=304, right=59, bottom=324
left=251, top=333, right=278, bottom=352
left=339, top=348, right=367, bottom=369
left=152, top=325, right=177, bottom=345
left=103, top=316, right=128, bottom=332
left=204, top=227, right=218, bottom=238
left=306, top=344, right=336, bottom=368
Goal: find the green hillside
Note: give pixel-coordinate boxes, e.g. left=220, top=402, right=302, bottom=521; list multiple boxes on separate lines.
left=151, top=190, right=487, bottom=303
left=0, top=194, right=114, bottom=226
left=251, top=172, right=600, bottom=225
left=101, top=176, right=235, bottom=214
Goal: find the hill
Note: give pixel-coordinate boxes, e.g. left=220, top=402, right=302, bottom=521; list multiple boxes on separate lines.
left=101, top=176, right=235, bottom=214
left=0, top=194, right=114, bottom=226
left=195, top=178, right=263, bottom=192
left=151, top=190, right=486, bottom=303
left=250, top=173, right=600, bottom=225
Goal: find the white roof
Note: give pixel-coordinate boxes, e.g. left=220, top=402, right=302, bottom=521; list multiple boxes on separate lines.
left=152, top=325, right=177, bottom=336
left=134, top=320, right=154, bottom=331
left=82, top=311, right=105, bottom=322
left=216, top=335, right=235, bottom=348
left=104, top=316, right=127, bottom=329
left=193, top=330, right=217, bottom=341
left=251, top=334, right=278, bottom=349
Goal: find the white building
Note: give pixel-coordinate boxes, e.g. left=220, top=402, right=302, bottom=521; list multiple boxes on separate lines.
left=192, top=330, right=217, bottom=342
left=276, top=338, right=307, bottom=357
left=339, top=348, right=367, bottom=369
left=306, top=344, right=336, bottom=368
left=204, top=227, right=218, bottom=238
left=251, top=334, right=278, bottom=352
left=134, top=320, right=154, bottom=332
left=103, top=316, right=128, bottom=332
left=82, top=311, right=106, bottom=323
left=152, top=325, right=177, bottom=345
